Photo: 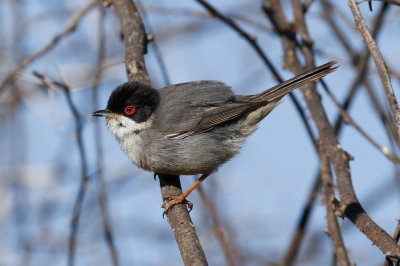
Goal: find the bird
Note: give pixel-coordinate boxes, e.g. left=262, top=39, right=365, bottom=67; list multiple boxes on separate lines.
left=93, top=61, right=337, bottom=215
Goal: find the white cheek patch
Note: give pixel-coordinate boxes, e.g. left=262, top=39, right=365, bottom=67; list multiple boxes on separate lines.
left=106, top=115, right=153, bottom=140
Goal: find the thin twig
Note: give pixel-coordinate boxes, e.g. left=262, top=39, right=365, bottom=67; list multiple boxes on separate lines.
left=358, top=0, right=400, bottom=6
left=139, top=5, right=272, bottom=33
left=138, top=3, right=171, bottom=86
left=302, top=0, right=316, bottom=12
left=32, top=72, right=89, bottom=266
left=322, top=80, right=400, bottom=164
left=319, top=143, right=351, bottom=266
left=364, top=82, right=400, bottom=146
left=0, top=0, right=97, bottom=95
left=281, top=173, right=321, bottom=265
left=348, top=0, right=400, bottom=138
left=330, top=1, right=389, bottom=136
left=197, top=184, right=238, bottom=266
left=321, top=1, right=399, bottom=149
left=196, top=0, right=278, bottom=79
left=293, top=4, right=350, bottom=263
left=92, top=3, right=119, bottom=266
left=320, top=0, right=359, bottom=64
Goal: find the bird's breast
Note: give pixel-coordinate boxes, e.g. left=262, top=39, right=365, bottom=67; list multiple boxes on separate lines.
left=118, top=133, right=149, bottom=170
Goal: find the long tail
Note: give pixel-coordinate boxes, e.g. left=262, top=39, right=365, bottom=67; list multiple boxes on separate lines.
left=253, top=61, right=338, bottom=102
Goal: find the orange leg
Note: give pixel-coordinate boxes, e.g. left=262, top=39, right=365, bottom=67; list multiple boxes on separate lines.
left=162, top=174, right=209, bottom=215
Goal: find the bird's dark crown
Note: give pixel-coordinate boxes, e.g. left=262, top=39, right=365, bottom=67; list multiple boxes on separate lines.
left=107, top=82, right=160, bottom=123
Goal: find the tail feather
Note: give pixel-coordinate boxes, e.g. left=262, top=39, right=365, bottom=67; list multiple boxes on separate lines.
left=254, top=61, right=338, bottom=102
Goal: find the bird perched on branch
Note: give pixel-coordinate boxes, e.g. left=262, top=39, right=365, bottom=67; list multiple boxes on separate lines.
left=93, top=61, right=337, bottom=215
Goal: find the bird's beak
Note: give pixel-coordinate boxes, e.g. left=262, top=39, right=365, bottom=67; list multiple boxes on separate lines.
left=92, top=109, right=117, bottom=118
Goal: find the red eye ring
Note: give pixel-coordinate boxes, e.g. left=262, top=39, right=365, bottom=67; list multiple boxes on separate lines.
left=124, top=105, right=136, bottom=115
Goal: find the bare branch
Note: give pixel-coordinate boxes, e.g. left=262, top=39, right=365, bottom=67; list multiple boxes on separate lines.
left=282, top=4, right=386, bottom=261
left=196, top=0, right=279, bottom=80
left=32, top=72, right=90, bottom=266
left=330, top=6, right=388, bottom=137
left=138, top=4, right=171, bottom=86
left=302, top=0, right=316, bottom=12
left=281, top=174, right=321, bottom=265
left=383, top=219, right=400, bottom=266
left=348, top=1, right=400, bottom=138
left=264, top=0, right=400, bottom=260
left=139, top=5, right=272, bottom=33
left=320, top=144, right=351, bottom=266
left=92, top=4, right=119, bottom=265
left=158, top=175, right=208, bottom=266
left=359, top=0, right=400, bottom=6
left=111, top=0, right=150, bottom=85
left=0, top=0, right=97, bottom=95
left=197, top=184, right=238, bottom=266
left=321, top=1, right=399, bottom=147
left=322, top=80, right=400, bottom=164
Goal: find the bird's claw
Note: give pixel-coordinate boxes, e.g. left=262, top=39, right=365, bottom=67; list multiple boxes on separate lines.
left=162, top=195, right=193, bottom=217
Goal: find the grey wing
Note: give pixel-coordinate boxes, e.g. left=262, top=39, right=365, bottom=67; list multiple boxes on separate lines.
left=154, top=62, right=338, bottom=139
left=152, top=80, right=258, bottom=139
left=152, top=81, right=238, bottom=137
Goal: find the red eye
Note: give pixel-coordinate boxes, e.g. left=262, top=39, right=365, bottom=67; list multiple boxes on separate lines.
left=124, top=105, right=136, bottom=115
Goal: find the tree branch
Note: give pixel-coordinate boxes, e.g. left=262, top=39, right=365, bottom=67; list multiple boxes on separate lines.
left=281, top=173, right=321, bottom=265
left=359, top=0, right=400, bottom=6
left=348, top=1, right=400, bottom=138
left=383, top=219, right=400, bottom=266
left=159, top=175, right=208, bottom=265
left=32, top=72, right=89, bottom=266
left=197, top=184, right=238, bottom=266
left=0, top=0, right=97, bottom=95
left=92, top=3, right=119, bottom=265
left=264, top=0, right=400, bottom=260
left=320, top=144, right=351, bottom=266
left=322, top=80, right=400, bottom=164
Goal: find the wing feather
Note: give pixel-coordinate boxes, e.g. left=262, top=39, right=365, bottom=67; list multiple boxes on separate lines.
left=164, top=62, right=337, bottom=139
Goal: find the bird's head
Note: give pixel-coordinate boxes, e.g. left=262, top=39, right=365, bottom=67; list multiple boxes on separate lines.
left=93, top=82, right=159, bottom=139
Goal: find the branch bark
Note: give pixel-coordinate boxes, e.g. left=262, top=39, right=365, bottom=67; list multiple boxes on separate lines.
left=263, top=0, right=400, bottom=260
left=359, top=0, right=400, bottom=6
left=110, top=0, right=207, bottom=265
left=320, top=144, right=351, bottom=266
left=159, top=175, right=208, bottom=266
left=348, top=1, right=400, bottom=138
left=383, top=219, right=400, bottom=266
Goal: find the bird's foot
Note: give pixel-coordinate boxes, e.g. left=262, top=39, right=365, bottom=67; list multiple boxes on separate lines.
left=162, top=194, right=193, bottom=217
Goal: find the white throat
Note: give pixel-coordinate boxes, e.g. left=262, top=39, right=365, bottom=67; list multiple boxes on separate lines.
left=106, top=115, right=153, bottom=168
left=106, top=115, right=153, bottom=140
